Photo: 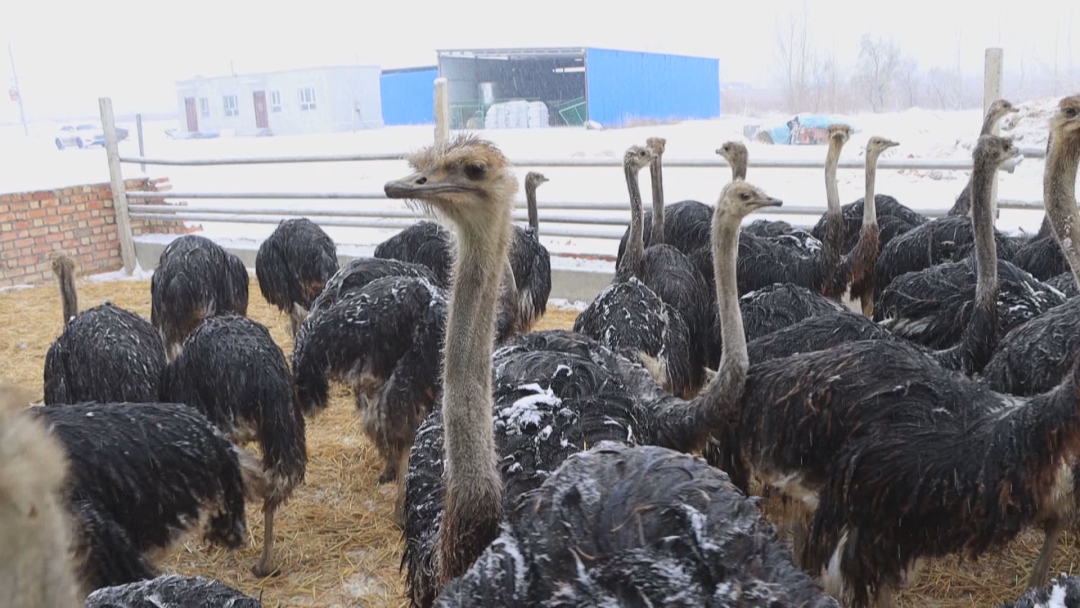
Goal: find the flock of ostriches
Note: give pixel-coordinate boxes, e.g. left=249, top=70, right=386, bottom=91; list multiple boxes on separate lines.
left=2, top=95, right=1080, bottom=608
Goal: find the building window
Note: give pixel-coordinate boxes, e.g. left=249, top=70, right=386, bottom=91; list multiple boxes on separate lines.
left=223, top=95, right=239, bottom=117
left=198, top=98, right=210, bottom=118
left=298, top=87, right=316, bottom=111
left=269, top=90, right=281, bottom=113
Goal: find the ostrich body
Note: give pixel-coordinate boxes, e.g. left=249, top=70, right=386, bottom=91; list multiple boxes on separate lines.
left=374, top=220, right=454, bottom=287
left=308, top=257, right=440, bottom=316
left=715, top=135, right=1080, bottom=606
left=30, top=402, right=265, bottom=592
left=43, top=255, right=165, bottom=406
left=983, top=96, right=1080, bottom=396
left=506, top=171, right=553, bottom=334
left=0, top=385, right=81, bottom=608
left=574, top=144, right=699, bottom=396
left=255, top=217, right=339, bottom=338
left=159, top=314, right=306, bottom=577
left=150, top=235, right=249, bottom=360
left=293, top=274, right=448, bottom=486
left=1048, top=269, right=1080, bottom=298
left=388, top=140, right=835, bottom=607
left=947, top=99, right=1020, bottom=217
left=84, top=575, right=262, bottom=608
left=1005, top=576, right=1080, bottom=608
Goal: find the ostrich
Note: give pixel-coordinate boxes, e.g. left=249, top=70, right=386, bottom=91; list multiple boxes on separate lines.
left=733, top=139, right=823, bottom=254
left=873, top=139, right=1064, bottom=352
left=374, top=220, right=455, bottom=288
left=255, top=217, right=339, bottom=338
left=1005, top=576, right=1080, bottom=608
left=982, top=95, right=1080, bottom=397
left=292, top=274, right=449, bottom=486
left=151, top=235, right=249, bottom=360
left=573, top=144, right=698, bottom=396
left=29, top=402, right=265, bottom=592
left=0, top=384, right=81, bottom=608
left=386, top=135, right=837, bottom=607
left=713, top=135, right=1080, bottom=607
left=507, top=171, right=552, bottom=334
left=159, top=314, right=306, bottom=577
left=308, top=257, right=440, bottom=316
left=1047, top=269, right=1080, bottom=298
left=84, top=575, right=262, bottom=607
left=735, top=124, right=850, bottom=298
left=947, top=98, right=1020, bottom=217
left=43, top=255, right=165, bottom=406
left=1011, top=134, right=1070, bottom=280
left=837, top=135, right=899, bottom=316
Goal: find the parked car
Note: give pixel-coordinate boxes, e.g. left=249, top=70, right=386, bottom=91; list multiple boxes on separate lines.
left=55, top=123, right=129, bottom=150
left=742, top=114, right=854, bottom=145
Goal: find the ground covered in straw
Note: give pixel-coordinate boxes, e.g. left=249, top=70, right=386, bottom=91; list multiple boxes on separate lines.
left=2, top=277, right=1079, bottom=607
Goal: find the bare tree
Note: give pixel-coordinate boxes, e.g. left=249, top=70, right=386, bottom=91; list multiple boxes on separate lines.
left=773, top=2, right=813, bottom=112
left=853, top=34, right=902, bottom=112
left=895, top=56, right=920, bottom=109
left=925, top=67, right=956, bottom=109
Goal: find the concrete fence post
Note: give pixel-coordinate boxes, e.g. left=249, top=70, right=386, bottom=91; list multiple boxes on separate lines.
left=983, top=47, right=1004, bottom=218
left=99, top=97, right=137, bottom=274
left=434, top=77, right=450, bottom=144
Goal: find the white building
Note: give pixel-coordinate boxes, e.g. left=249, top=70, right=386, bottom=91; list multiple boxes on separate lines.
left=175, top=65, right=384, bottom=137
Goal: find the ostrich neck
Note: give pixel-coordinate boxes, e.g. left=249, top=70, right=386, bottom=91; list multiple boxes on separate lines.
left=731, top=157, right=747, bottom=181
left=980, top=111, right=1002, bottom=136
left=440, top=206, right=511, bottom=524
left=863, top=152, right=880, bottom=228
left=618, top=163, right=645, bottom=280
left=713, top=210, right=748, bottom=379
left=649, top=157, right=665, bottom=245
left=525, top=183, right=539, bottom=233
left=56, top=266, right=77, bottom=322
left=820, top=140, right=845, bottom=292
left=970, top=159, right=1001, bottom=305
left=1044, top=133, right=1080, bottom=287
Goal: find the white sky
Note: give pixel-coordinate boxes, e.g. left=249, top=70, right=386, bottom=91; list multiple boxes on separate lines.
left=1, top=0, right=1077, bottom=118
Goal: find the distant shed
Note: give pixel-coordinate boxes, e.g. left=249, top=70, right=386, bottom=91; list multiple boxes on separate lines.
left=381, top=66, right=438, bottom=125
left=436, top=47, right=720, bottom=129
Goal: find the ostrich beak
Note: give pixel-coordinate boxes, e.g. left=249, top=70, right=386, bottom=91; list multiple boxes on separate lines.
left=384, top=173, right=474, bottom=199
left=755, top=196, right=783, bottom=208
left=887, top=140, right=900, bottom=148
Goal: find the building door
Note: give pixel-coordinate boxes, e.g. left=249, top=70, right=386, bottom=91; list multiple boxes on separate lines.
left=253, top=91, right=269, bottom=129
left=184, top=97, right=198, bottom=132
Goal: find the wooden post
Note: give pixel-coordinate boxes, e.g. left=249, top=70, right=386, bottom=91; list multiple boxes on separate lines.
left=983, top=47, right=1004, bottom=218
left=434, top=77, right=450, bottom=144
left=136, top=113, right=146, bottom=173
left=99, top=97, right=137, bottom=275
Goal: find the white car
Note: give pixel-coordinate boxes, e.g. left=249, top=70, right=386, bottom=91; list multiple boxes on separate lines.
left=54, top=123, right=128, bottom=150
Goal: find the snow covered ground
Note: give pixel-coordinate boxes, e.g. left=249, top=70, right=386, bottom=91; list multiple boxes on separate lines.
left=0, top=97, right=1063, bottom=263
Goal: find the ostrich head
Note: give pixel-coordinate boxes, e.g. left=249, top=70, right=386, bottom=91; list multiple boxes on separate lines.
left=1053, top=95, right=1080, bottom=136
left=384, top=134, right=519, bottom=239
left=828, top=124, right=852, bottom=145
left=646, top=137, right=667, bottom=156
left=717, top=181, right=783, bottom=220
left=50, top=254, right=74, bottom=277
left=973, top=134, right=1021, bottom=169
left=524, top=171, right=549, bottom=190
left=624, top=145, right=657, bottom=174
left=715, top=141, right=748, bottom=164
left=865, top=136, right=899, bottom=158
left=988, top=99, right=1019, bottom=121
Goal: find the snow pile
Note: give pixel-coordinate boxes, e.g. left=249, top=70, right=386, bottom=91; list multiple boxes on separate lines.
left=485, top=101, right=550, bottom=130
left=1001, top=96, right=1064, bottom=149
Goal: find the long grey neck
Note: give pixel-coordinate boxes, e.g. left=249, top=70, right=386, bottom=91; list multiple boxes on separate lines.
left=731, top=156, right=747, bottom=181
left=819, top=140, right=845, bottom=295
left=618, top=163, right=645, bottom=280
left=980, top=110, right=1002, bottom=136
left=1044, top=131, right=1080, bottom=288
left=525, top=182, right=539, bottom=233
left=56, top=265, right=78, bottom=323
left=825, top=142, right=842, bottom=217
left=971, top=159, right=1001, bottom=305
left=649, top=156, right=665, bottom=245
left=440, top=206, right=511, bottom=522
left=863, top=151, right=881, bottom=229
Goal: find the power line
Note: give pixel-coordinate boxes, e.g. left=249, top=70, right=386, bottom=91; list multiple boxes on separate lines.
left=8, top=44, right=29, bottom=136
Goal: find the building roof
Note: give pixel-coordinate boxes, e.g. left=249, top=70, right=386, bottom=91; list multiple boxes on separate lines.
left=176, top=64, right=381, bottom=86
left=436, top=47, right=587, bottom=60
left=381, top=66, right=438, bottom=75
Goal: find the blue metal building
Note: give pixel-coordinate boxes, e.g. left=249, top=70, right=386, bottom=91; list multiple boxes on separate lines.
left=436, top=47, right=720, bottom=129
left=380, top=66, right=439, bottom=125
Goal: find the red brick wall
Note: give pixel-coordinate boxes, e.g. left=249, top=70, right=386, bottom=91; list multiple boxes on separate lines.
left=0, top=177, right=201, bottom=287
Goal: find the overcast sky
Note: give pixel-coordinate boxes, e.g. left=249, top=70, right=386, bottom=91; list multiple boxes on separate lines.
left=1, top=0, right=1077, bottom=119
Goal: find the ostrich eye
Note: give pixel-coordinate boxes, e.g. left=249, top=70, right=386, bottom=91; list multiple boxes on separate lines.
left=1065, top=107, right=1078, bottom=118
left=464, top=163, right=486, bottom=181
left=740, top=192, right=751, bottom=201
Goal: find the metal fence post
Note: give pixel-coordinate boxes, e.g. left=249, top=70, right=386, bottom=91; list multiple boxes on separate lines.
left=136, top=113, right=146, bottom=173
left=983, top=47, right=1004, bottom=218
left=99, top=97, right=137, bottom=274
left=434, top=77, right=449, bottom=144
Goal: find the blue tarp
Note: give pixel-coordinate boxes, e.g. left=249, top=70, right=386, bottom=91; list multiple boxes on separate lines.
left=763, top=114, right=853, bottom=145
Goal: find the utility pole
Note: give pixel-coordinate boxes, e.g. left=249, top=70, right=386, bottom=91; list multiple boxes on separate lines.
left=8, top=44, right=28, bottom=136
